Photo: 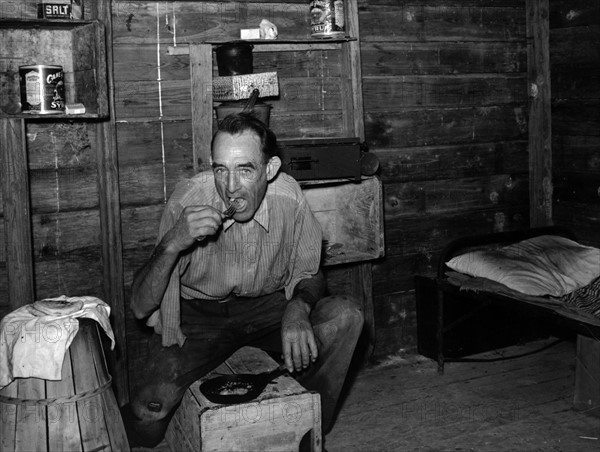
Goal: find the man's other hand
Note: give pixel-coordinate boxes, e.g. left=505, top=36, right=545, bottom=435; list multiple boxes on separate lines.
left=281, top=299, right=318, bottom=372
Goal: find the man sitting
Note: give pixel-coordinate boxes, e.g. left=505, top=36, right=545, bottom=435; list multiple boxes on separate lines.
left=122, top=113, right=364, bottom=447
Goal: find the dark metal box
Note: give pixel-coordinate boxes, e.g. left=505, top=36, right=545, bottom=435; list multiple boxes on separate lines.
left=278, top=137, right=361, bottom=181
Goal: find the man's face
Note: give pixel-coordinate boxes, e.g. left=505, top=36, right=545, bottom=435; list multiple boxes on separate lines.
left=211, top=130, right=280, bottom=222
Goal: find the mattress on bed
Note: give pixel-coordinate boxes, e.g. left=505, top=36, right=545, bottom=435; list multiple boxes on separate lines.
left=445, top=235, right=600, bottom=297
left=446, top=271, right=600, bottom=325
left=443, top=234, right=600, bottom=323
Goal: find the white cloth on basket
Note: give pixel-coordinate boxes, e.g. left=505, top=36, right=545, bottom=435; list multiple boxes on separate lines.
left=0, top=295, right=115, bottom=390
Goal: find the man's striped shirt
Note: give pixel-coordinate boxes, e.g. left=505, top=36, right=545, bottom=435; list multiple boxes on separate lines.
left=146, top=171, right=323, bottom=347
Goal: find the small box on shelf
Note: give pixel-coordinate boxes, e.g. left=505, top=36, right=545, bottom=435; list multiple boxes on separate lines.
left=240, top=28, right=260, bottom=40
left=66, top=102, right=86, bottom=114
left=0, top=19, right=108, bottom=119
left=212, top=72, right=279, bottom=101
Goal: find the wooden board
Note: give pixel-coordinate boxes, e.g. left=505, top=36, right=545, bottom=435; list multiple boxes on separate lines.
left=113, top=44, right=342, bottom=82
left=359, top=4, right=526, bottom=42
left=363, top=74, right=526, bottom=108
left=212, top=72, right=279, bottom=101
left=375, top=141, right=528, bottom=183
left=110, top=2, right=312, bottom=45
left=550, top=26, right=600, bottom=66
left=0, top=119, right=35, bottom=308
left=45, top=351, right=83, bottom=452
left=526, top=0, right=552, bottom=227
left=383, top=174, right=528, bottom=219
left=365, top=105, right=528, bottom=149
left=361, top=41, right=526, bottom=76
left=574, top=335, right=600, bottom=417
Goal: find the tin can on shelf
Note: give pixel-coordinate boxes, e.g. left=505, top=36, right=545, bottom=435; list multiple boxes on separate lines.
left=310, top=0, right=345, bottom=38
left=19, top=65, right=65, bottom=114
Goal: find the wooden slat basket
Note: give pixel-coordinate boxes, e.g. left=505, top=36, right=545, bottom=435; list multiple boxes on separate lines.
left=0, top=319, right=130, bottom=452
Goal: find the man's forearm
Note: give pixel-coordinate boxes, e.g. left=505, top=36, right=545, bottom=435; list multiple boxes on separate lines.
left=130, top=239, right=180, bottom=319
left=290, top=270, right=326, bottom=309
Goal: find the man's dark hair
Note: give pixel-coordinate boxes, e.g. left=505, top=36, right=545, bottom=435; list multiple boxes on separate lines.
left=211, top=113, right=278, bottom=162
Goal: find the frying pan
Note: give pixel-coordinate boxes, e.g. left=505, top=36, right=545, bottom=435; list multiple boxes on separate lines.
left=199, top=363, right=288, bottom=404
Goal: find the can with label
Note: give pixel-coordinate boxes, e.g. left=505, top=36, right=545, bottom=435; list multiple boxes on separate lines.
left=310, top=0, right=345, bottom=38
left=19, top=65, right=65, bottom=114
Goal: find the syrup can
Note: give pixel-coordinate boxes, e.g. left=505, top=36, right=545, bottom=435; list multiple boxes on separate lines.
left=310, top=0, right=345, bottom=38
left=19, top=64, right=65, bottom=114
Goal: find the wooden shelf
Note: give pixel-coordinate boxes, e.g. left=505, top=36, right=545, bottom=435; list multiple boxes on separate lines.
left=0, top=20, right=108, bottom=118
left=0, top=18, right=95, bottom=28
left=186, top=38, right=364, bottom=171
left=3, top=112, right=106, bottom=120
left=0, top=19, right=110, bottom=308
left=167, top=38, right=357, bottom=55
left=205, top=37, right=357, bottom=44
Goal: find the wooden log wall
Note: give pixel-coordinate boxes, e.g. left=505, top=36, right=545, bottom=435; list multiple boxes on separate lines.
left=550, top=0, right=600, bottom=248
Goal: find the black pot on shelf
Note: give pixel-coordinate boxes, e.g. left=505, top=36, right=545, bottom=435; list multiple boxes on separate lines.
left=215, top=41, right=254, bottom=76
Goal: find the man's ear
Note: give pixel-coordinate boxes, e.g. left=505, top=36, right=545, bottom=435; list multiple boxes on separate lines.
left=266, top=156, right=282, bottom=181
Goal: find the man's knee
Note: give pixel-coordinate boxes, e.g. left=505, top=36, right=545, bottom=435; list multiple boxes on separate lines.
left=313, top=294, right=364, bottom=337
left=331, top=294, right=364, bottom=329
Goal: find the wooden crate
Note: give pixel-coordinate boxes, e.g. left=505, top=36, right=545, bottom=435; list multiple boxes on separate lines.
left=165, top=347, right=322, bottom=452
left=573, top=335, right=600, bottom=417
left=303, top=176, right=385, bottom=266
left=0, top=19, right=108, bottom=118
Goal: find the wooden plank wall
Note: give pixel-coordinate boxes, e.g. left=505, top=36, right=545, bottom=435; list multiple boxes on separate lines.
left=550, top=0, right=600, bottom=248
left=0, top=1, right=532, bottom=365
left=0, top=121, right=104, bottom=318
left=113, top=0, right=530, bottom=365
left=360, top=0, right=529, bottom=358
left=110, top=0, right=359, bottom=384
left=0, top=2, right=106, bottom=320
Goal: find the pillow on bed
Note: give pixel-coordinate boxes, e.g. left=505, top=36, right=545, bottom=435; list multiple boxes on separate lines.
left=446, top=235, right=600, bottom=297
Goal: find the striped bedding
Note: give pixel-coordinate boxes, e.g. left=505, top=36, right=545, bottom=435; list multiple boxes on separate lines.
left=559, top=275, right=600, bottom=319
